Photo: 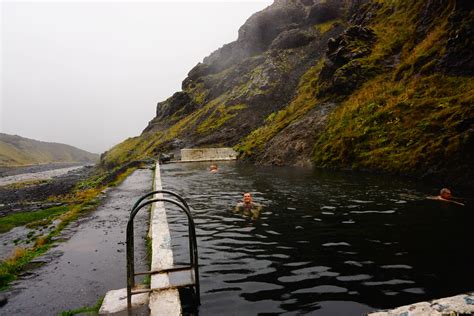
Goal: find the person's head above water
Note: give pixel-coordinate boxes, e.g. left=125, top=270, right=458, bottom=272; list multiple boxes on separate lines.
left=210, top=164, right=218, bottom=172
left=440, top=188, right=452, bottom=200
left=243, top=192, right=253, bottom=204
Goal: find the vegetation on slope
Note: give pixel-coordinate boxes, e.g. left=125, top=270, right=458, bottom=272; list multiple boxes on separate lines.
left=236, top=59, right=324, bottom=157
left=313, top=0, right=473, bottom=182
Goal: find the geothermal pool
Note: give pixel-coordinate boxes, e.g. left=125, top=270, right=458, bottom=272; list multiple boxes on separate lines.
left=160, top=162, right=472, bottom=315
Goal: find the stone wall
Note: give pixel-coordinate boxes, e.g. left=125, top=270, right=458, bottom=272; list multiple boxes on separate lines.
left=180, top=148, right=237, bottom=162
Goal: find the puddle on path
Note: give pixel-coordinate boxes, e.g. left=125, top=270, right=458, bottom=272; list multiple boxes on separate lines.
left=0, top=168, right=152, bottom=315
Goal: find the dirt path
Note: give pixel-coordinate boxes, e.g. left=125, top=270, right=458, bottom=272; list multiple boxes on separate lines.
left=0, top=168, right=152, bottom=315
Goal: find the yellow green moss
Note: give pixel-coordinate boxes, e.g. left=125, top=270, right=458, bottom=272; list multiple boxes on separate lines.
left=313, top=73, right=474, bottom=172
left=314, top=20, right=341, bottom=35
left=313, top=0, right=467, bottom=174
left=197, top=104, right=247, bottom=134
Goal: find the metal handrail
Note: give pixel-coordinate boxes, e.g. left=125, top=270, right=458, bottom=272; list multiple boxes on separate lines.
left=129, top=190, right=199, bottom=301
left=126, top=192, right=200, bottom=311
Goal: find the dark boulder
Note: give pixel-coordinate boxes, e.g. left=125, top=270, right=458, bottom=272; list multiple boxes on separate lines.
left=307, top=1, right=342, bottom=24
left=0, top=294, right=7, bottom=307
left=318, top=25, right=376, bottom=97
left=326, top=26, right=376, bottom=66
left=155, top=91, right=197, bottom=118
left=182, top=63, right=213, bottom=90
left=270, top=29, right=315, bottom=50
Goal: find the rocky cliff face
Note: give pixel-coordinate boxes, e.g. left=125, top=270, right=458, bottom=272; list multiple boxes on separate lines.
left=103, top=0, right=473, bottom=187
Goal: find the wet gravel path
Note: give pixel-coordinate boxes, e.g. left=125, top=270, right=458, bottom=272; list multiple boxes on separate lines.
left=0, top=168, right=152, bottom=315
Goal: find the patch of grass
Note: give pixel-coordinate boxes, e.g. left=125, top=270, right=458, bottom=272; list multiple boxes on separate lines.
left=314, top=20, right=340, bottom=35
left=197, top=104, right=247, bottom=134
left=2, top=179, right=50, bottom=189
left=313, top=73, right=474, bottom=174
left=0, top=244, right=50, bottom=290
left=0, top=205, right=69, bottom=234
left=60, top=296, right=104, bottom=316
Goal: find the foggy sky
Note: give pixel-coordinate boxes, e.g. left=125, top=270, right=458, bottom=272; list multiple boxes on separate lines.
left=0, top=1, right=272, bottom=154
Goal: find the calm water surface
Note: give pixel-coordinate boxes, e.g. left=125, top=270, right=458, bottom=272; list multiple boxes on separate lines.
left=160, top=162, right=473, bottom=315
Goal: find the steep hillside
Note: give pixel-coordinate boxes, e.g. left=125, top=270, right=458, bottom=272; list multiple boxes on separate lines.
left=102, top=0, right=473, bottom=186
left=0, top=133, right=99, bottom=166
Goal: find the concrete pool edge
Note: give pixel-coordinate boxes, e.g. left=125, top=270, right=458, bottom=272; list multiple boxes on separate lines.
left=100, top=162, right=182, bottom=315
left=367, top=292, right=474, bottom=315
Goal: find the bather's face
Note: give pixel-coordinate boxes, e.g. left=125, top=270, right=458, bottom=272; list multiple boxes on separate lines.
left=243, top=193, right=252, bottom=204
left=441, top=189, right=452, bottom=200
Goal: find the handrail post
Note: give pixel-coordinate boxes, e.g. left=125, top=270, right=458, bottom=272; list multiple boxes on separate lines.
left=126, top=192, right=200, bottom=312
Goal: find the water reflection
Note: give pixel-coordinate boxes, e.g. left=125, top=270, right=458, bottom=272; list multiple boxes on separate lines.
left=162, top=161, right=473, bottom=315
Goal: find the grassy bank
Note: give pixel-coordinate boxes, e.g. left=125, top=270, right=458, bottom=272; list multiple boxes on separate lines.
left=0, top=205, right=69, bottom=234
left=60, top=297, right=104, bottom=316
left=0, top=166, right=137, bottom=290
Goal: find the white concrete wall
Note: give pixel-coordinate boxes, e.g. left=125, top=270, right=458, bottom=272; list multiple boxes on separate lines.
left=148, top=163, right=182, bottom=315
left=180, top=147, right=237, bottom=162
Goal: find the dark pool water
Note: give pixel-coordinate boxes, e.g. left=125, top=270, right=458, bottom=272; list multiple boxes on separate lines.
left=160, top=162, right=473, bottom=315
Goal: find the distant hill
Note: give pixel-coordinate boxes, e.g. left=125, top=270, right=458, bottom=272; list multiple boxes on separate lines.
left=0, top=133, right=99, bottom=167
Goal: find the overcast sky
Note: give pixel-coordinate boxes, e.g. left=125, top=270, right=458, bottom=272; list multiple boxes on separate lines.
left=0, top=0, right=272, bottom=154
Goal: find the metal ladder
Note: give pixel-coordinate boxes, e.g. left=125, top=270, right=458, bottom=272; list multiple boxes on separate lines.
left=126, top=190, right=200, bottom=311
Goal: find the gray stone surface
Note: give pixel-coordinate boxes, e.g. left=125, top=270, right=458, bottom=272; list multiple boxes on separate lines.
left=368, top=292, right=474, bottom=315
left=180, top=147, right=237, bottom=162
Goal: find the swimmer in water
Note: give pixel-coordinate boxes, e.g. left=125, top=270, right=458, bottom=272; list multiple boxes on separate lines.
left=427, top=188, right=465, bottom=206
left=235, top=192, right=262, bottom=219
left=209, top=164, right=218, bottom=173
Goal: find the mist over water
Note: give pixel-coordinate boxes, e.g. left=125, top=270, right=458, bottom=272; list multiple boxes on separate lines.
left=160, top=162, right=473, bottom=315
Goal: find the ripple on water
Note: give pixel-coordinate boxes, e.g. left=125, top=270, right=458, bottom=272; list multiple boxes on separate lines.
left=235, top=281, right=284, bottom=294
left=265, top=230, right=281, bottom=235
left=344, top=261, right=364, bottom=267
left=292, top=285, right=348, bottom=294
left=402, top=288, right=425, bottom=294
left=322, top=242, right=351, bottom=247
left=321, top=211, right=335, bottom=215
left=321, top=206, right=336, bottom=210
left=207, top=287, right=242, bottom=294
left=381, top=264, right=413, bottom=269
left=283, top=261, right=312, bottom=267
left=348, top=199, right=374, bottom=204
left=350, top=210, right=396, bottom=214
left=342, top=219, right=356, bottom=224
left=363, top=279, right=415, bottom=286
left=336, top=274, right=372, bottom=281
